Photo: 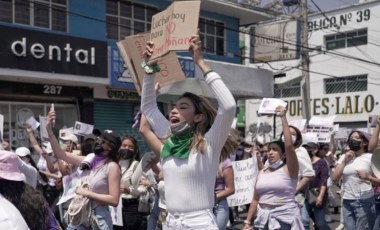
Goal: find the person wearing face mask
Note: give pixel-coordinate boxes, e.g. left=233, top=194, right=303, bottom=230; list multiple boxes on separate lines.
left=302, top=142, right=330, bottom=230
left=139, top=33, right=236, bottom=229
left=332, top=130, right=379, bottom=230
left=45, top=111, right=121, bottom=230
left=113, top=136, right=149, bottom=230
left=243, top=106, right=303, bottom=230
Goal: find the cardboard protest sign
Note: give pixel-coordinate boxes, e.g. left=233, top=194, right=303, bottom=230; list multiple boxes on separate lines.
left=74, top=121, right=94, bottom=136
left=227, top=157, right=258, bottom=207
left=117, top=32, right=185, bottom=95
left=150, top=0, right=200, bottom=60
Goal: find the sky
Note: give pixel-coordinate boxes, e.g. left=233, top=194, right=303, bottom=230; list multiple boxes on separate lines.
left=260, top=0, right=359, bottom=11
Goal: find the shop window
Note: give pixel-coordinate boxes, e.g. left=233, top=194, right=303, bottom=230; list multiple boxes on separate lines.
left=199, top=18, right=225, bottom=56
left=106, top=0, right=159, bottom=40
left=325, top=28, right=367, bottom=50
left=324, top=75, right=367, bottom=94
left=0, top=0, right=67, bottom=32
left=274, top=82, right=301, bottom=98
left=0, top=102, right=77, bottom=150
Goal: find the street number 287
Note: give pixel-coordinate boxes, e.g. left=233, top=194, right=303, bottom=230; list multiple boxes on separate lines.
left=43, top=85, right=62, bottom=95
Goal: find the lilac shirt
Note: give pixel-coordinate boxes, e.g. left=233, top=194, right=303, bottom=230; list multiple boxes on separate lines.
left=256, top=167, right=297, bottom=206
left=215, top=159, right=232, bottom=193
left=309, top=158, right=329, bottom=189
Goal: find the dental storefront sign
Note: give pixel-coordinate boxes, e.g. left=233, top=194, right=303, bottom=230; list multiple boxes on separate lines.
left=0, top=24, right=108, bottom=77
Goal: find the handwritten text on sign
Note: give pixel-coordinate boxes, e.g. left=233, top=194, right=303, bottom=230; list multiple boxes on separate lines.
left=150, top=1, right=200, bottom=60
left=227, top=157, right=258, bottom=207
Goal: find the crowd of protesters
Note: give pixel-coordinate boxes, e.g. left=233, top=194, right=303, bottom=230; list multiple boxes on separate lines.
left=2, top=33, right=380, bottom=230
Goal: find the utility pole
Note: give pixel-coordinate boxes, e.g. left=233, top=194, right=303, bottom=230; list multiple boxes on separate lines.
left=300, top=0, right=311, bottom=121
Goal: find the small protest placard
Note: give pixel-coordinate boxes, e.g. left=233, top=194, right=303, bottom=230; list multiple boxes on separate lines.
left=227, top=158, right=258, bottom=207
left=110, top=197, right=123, bottom=226
left=149, top=0, right=201, bottom=60
left=73, top=121, right=94, bottom=136
left=368, top=115, right=378, bottom=128
left=117, top=32, right=185, bottom=95
left=39, top=115, right=49, bottom=141
left=59, top=127, right=74, bottom=139
left=309, top=116, right=336, bottom=126
left=289, top=119, right=307, bottom=132
left=306, top=125, right=334, bottom=143
left=334, top=127, right=351, bottom=140
left=257, top=98, right=287, bottom=115
left=0, top=114, right=3, bottom=141
left=25, top=116, right=40, bottom=130
left=57, top=170, right=82, bottom=205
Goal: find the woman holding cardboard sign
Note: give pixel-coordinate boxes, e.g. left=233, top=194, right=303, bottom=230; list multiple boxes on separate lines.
left=139, top=33, right=236, bottom=229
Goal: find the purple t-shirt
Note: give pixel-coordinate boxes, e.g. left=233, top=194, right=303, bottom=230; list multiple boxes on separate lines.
left=215, top=159, right=232, bottom=193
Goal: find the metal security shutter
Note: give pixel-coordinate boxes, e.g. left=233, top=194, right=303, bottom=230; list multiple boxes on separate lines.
left=94, top=99, right=150, bottom=155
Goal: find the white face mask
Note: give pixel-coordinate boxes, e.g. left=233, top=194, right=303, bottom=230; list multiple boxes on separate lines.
left=268, top=158, right=284, bottom=169
left=282, top=135, right=297, bottom=145
left=170, top=121, right=193, bottom=136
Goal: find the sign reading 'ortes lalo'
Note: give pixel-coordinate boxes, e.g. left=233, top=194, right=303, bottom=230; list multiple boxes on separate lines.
left=149, top=0, right=201, bottom=60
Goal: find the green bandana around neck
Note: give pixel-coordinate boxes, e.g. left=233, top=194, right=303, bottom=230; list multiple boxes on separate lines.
left=161, top=133, right=193, bottom=159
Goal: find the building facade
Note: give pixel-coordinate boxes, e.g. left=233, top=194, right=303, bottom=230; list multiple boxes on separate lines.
left=0, top=0, right=272, bottom=151
left=244, top=0, right=380, bottom=142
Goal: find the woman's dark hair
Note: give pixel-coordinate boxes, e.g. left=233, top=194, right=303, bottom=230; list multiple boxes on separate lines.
left=347, top=130, right=369, bottom=152
left=287, top=125, right=303, bottom=148
left=119, top=136, right=141, bottom=162
left=0, top=179, right=48, bottom=229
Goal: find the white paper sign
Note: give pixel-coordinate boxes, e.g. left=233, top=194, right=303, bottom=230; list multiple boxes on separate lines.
left=258, top=98, right=287, bottom=115
left=110, top=197, right=123, bottom=226
left=368, top=115, right=378, bottom=128
left=309, top=116, right=336, bottom=126
left=302, top=132, right=319, bottom=144
left=334, top=127, right=351, bottom=140
left=306, top=125, right=334, bottom=143
left=25, top=116, right=40, bottom=130
left=227, top=158, right=258, bottom=207
left=59, top=127, right=74, bottom=139
left=289, top=119, right=307, bottom=132
left=39, top=115, right=49, bottom=141
left=73, top=121, right=94, bottom=136
left=57, top=169, right=82, bottom=205
left=0, top=114, right=3, bottom=141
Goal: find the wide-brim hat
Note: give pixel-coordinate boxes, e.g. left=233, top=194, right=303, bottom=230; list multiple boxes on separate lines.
left=371, top=148, right=380, bottom=178
left=0, top=151, right=24, bottom=181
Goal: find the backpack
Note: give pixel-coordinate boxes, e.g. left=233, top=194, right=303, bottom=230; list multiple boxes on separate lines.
left=65, top=180, right=92, bottom=227
left=65, top=163, right=106, bottom=227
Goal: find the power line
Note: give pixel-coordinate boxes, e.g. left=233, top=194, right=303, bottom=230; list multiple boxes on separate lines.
left=24, top=0, right=380, bottom=68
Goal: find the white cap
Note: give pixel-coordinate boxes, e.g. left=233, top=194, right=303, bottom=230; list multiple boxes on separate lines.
left=15, top=147, right=31, bottom=157
left=60, top=133, right=78, bottom=144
